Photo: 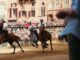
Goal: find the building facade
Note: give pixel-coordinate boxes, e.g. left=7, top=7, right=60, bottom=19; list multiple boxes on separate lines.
left=6, top=0, right=49, bottom=26
left=47, top=0, right=72, bottom=20
left=0, top=0, right=71, bottom=25
left=0, top=0, right=72, bottom=26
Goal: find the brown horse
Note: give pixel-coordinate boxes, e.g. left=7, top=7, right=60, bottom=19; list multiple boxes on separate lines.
left=0, top=32, right=24, bottom=54
left=39, top=27, right=53, bottom=52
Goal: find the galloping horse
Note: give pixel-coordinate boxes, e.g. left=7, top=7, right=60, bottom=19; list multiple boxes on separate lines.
left=29, top=29, right=39, bottom=48
left=0, top=32, right=24, bottom=54
left=39, top=27, right=53, bottom=52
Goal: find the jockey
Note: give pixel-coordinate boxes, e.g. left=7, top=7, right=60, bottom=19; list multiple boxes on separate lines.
left=28, top=22, right=39, bottom=47
left=29, top=28, right=39, bottom=48
left=0, top=19, right=8, bottom=29
left=28, top=22, right=33, bottom=31
left=0, top=19, right=8, bottom=43
left=38, top=19, right=46, bottom=31
left=38, top=19, right=48, bottom=48
left=28, top=22, right=37, bottom=33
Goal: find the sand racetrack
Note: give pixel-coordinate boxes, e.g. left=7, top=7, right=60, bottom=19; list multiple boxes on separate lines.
left=0, top=43, right=69, bottom=60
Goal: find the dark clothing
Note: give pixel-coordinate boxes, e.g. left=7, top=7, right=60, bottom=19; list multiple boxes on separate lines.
left=40, top=31, right=48, bottom=48
left=33, top=30, right=39, bottom=47
left=58, top=0, right=80, bottom=60
left=68, top=34, right=80, bottom=60
left=0, top=21, right=8, bottom=43
left=0, top=29, right=8, bottom=38
left=41, top=31, right=46, bottom=41
left=0, top=22, right=3, bottom=29
left=34, top=30, right=39, bottom=40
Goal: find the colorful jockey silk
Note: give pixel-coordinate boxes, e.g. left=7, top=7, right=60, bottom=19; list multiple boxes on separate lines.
left=59, top=0, right=80, bottom=39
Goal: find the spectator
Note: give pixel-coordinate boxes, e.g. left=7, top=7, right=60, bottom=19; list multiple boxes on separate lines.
left=56, top=0, right=80, bottom=60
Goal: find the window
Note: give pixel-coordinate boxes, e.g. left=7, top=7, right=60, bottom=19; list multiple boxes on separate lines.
left=64, top=0, right=70, bottom=5
left=13, top=8, right=17, bottom=17
left=31, top=0, right=35, bottom=6
left=32, top=2, right=35, bottom=6
left=64, top=0, right=69, bottom=7
left=31, top=10, right=35, bottom=17
left=56, top=0, right=59, bottom=5
left=28, top=11, right=31, bottom=17
left=42, top=2, right=44, bottom=5
left=9, top=8, right=12, bottom=18
left=13, top=3, right=17, bottom=7
left=11, top=3, right=17, bottom=7
left=64, top=0, right=68, bottom=3
left=19, top=11, right=21, bottom=17
left=49, top=14, right=54, bottom=21
left=30, top=0, right=35, bottom=2
left=22, top=11, right=26, bottom=17
left=41, top=7, right=45, bottom=16
left=41, top=2, right=45, bottom=16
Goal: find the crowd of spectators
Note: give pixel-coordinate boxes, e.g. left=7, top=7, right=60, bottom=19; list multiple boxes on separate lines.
left=8, top=20, right=65, bottom=41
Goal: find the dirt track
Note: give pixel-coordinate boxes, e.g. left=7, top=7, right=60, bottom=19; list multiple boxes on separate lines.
left=0, top=43, right=69, bottom=60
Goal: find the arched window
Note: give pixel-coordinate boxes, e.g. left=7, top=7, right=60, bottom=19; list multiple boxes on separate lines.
left=41, top=2, right=45, bottom=16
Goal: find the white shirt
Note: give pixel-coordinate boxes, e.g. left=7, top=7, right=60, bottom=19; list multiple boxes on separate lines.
left=3, top=22, right=8, bottom=30
left=38, top=22, right=46, bottom=27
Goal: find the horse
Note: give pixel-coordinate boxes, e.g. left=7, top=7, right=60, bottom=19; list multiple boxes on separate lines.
left=38, top=27, right=53, bottom=52
left=29, top=29, right=39, bottom=48
left=0, top=32, right=24, bottom=54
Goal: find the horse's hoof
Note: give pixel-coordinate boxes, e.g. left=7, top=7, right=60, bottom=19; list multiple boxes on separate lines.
left=51, top=49, right=53, bottom=51
left=35, top=45, right=38, bottom=48
left=12, top=52, right=15, bottom=54
left=36, top=46, right=38, bottom=48
left=22, top=50, right=24, bottom=53
left=43, top=45, right=47, bottom=49
left=44, top=46, right=47, bottom=48
left=46, top=43, right=48, bottom=46
left=32, top=44, right=35, bottom=47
